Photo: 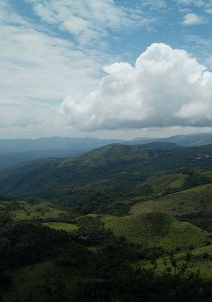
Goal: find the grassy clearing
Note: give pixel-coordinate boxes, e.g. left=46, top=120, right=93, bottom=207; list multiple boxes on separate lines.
left=43, top=222, right=78, bottom=232
left=186, top=246, right=212, bottom=278
left=100, top=213, right=210, bottom=251
left=11, top=200, right=66, bottom=221
left=159, top=221, right=210, bottom=251
left=142, top=244, right=212, bottom=279
left=152, top=173, right=185, bottom=191
left=143, top=256, right=212, bottom=279
left=130, top=183, right=212, bottom=216
left=138, top=173, right=185, bottom=193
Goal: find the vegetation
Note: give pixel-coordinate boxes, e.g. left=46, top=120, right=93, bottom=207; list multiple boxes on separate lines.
left=100, top=213, right=211, bottom=251
left=1, top=143, right=212, bottom=300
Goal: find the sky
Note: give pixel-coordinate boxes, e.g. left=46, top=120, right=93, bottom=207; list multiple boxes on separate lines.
left=1, top=0, right=212, bottom=139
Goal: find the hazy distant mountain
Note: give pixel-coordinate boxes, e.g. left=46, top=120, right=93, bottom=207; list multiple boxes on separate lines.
left=156, top=133, right=212, bottom=147
left=0, top=136, right=157, bottom=153
left=0, top=136, right=153, bottom=169
left=0, top=133, right=212, bottom=170
left=0, top=149, right=84, bottom=170
left=124, top=137, right=156, bottom=145
left=143, top=142, right=182, bottom=149
left=0, top=137, right=122, bottom=153
left=1, top=133, right=212, bottom=155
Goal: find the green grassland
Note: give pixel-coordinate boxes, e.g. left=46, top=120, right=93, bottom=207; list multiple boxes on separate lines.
left=130, top=182, right=212, bottom=216
left=132, top=172, right=186, bottom=196
left=100, top=213, right=211, bottom=251
left=11, top=200, right=66, bottom=221
left=1, top=203, right=212, bottom=301
left=141, top=244, right=212, bottom=279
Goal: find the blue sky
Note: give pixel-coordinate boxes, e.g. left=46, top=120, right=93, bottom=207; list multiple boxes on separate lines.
left=1, top=0, right=212, bottom=139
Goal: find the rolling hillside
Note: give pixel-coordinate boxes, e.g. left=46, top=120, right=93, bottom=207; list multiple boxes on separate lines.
left=101, top=213, right=210, bottom=251
left=0, top=132, right=212, bottom=170
left=131, top=183, right=212, bottom=215
left=0, top=143, right=212, bottom=201
left=1, top=143, right=212, bottom=301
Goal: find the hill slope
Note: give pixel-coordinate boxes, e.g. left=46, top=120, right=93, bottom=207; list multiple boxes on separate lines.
left=130, top=183, right=212, bottom=217
left=157, top=132, right=212, bottom=146
left=101, top=213, right=210, bottom=251
left=1, top=143, right=212, bottom=200
left=1, top=132, right=212, bottom=170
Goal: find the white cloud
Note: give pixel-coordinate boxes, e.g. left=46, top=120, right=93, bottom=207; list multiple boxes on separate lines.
left=175, top=102, right=208, bottom=118
left=206, top=8, right=212, bottom=13
left=182, top=35, right=212, bottom=68
left=0, top=1, right=121, bottom=134
left=140, top=0, right=167, bottom=10
left=25, top=0, right=152, bottom=46
left=183, top=13, right=205, bottom=25
left=1, top=1, right=212, bottom=138
left=178, top=0, right=212, bottom=18
left=177, top=0, right=205, bottom=7
left=60, top=43, right=212, bottom=130
left=0, top=24, right=101, bottom=100
left=0, top=0, right=158, bottom=136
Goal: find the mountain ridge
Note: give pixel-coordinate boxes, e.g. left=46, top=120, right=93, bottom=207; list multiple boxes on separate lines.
left=1, top=143, right=212, bottom=201
left=1, top=133, right=211, bottom=170
left=1, top=132, right=212, bottom=154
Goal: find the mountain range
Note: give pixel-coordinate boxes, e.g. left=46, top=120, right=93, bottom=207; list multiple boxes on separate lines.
left=1, top=142, right=212, bottom=202
left=0, top=132, right=212, bottom=170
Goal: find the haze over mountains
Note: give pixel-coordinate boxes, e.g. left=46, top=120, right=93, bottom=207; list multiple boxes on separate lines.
left=0, top=132, right=212, bottom=170
left=0, top=132, right=210, bottom=168
left=1, top=132, right=212, bottom=153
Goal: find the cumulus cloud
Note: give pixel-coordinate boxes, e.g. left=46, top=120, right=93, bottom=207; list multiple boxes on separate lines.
left=183, top=13, right=205, bottom=25
left=60, top=43, right=212, bottom=130
left=0, top=0, right=114, bottom=135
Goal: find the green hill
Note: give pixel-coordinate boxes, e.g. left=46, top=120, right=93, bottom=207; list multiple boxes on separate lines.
left=2, top=143, right=212, bottom=301
left=101, top=213, right=210, bottom=251
left=1, top=143, right=212, bottom=202
left=131, top=182, right=212, bottom=217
